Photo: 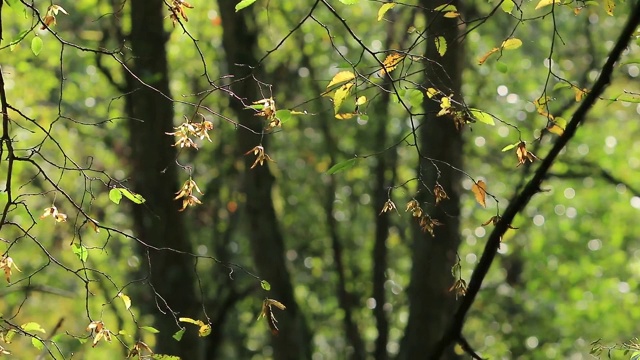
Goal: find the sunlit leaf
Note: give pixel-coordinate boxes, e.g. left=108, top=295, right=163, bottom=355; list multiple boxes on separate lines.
left=469, top=108, right=495, bottom=125
left=235, top=0, right=257, bottom=12
left=31, top=36, right=43, bottom=56
left=471, top=180, right=487, bottom=208
left=547, top=116, right=567, bottom=135
left=118, top=292, right=132, bottom=310
left=501, top=38, right=522, bottom=50
left=443, top=12, right=459, bottom=18
left=426, top=88, right=439, bottom=98
left=573, top=87, right=587, bottom=102
left=141, top=326, right=160, bottom=334
left=333, top=82, right=354, bottom=113
left=198, top=324, right=212, bottom=337
left=434, top=4, right=457, bottom=12
left=501, top=143, right=519, bottom=152
left=261, top=280, right=271, bottom=291
left=120, top=188, right=146, bottom=204
left=22, top=322, right=46, bottom=333
left=379, top=52, right=405, bottom=76
left=435, top=36, right=447, bottom=57
left=71, top=243, right=88, bottom=262
left=501, top=0, right=515, bottom=13
left=172, top=328, right=186, bottom=341
left=335, top=113, right=356, bottom=120
left=406, top=89, right=424, bottom=108
left=31, top=338, right=44, bottom=350
left=179, top=317, right=203, bottom=326
left=478, top=48, right=499, bottom=65
left=535, top=0, right=561, bottom=10
left=326, top=71, right=355, bottom=89
left=339, top=0, right=360, bottom=4
left=605, top=0, right=614, bottom=15
left=377, top=2, right=396, bottom=21
left=109, top=188, right=123, bottom=204
left=326, top=158, right=357, bottom=174
left=355, top=96, right=367, bottom=106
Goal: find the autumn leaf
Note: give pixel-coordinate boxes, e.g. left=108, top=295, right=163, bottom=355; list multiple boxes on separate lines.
left=515, top=142, right=538, bottom=166
left=478, top=48, right=499, bottom=65
left=333, top=82, right=354, bottom=113
left=535, top=0, right=561, bottom=10
left=379, top=199, right=397, bottom=215
left=379, top=52, right=405, bottom=77
left=377, top=2, right=396, bottom=21
left=605, top=0, right=615, bottom=15
left=434, top=183, right=449, bottom=205
left=326, top=71, right=355, bottom=89
left=547, top=116, right=567, bottom=135
left=118, top=292, right=132, bottom=310
left=471, top=180, right=487, bottom=207
left=258, top=298, right=287, bottom=335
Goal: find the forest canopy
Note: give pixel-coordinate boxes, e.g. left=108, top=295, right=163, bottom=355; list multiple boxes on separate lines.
left=1, top=0, right=640, bottom=359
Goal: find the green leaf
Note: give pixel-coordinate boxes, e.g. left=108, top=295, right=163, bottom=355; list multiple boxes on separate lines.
left=552, top=82, right=572, bottom=91
left=377, top=2, right=396, bottom=21
left=21, top=322, right=46, bottom=333
left=9, top=29, right=30, bottom=51
left=141, top=326, right=160, bottom=334
left=261, top=280, right=271, bottom=291
left=469, top=108, right=495, bottom=125
left=119, top=188, right=146, bottom=204
left=235, top=0, right=257, bottom=12
left=109, top=188, right=123, bottom=204
left=501, top=0, right=515, bottom=13
left=31, top=36, right=43, bottom=56
left=326, top=158, right=357, bottom=175
left=152, top=355, right=182, bottom=360
left=434, top=4, right=457, bottom=12
left=501, top=143, right=519, bottom=152
left=275, top=110, right=292, bottom=124
left=496, top=62, right=508, bottom=73
left=172, top=328, right=186, bottom=341
left=406, top=89, right=424, bottom=108
left=71, top=243, right=89, bottom=262
left=31, top=337, right=44, bottom=350
left=338, top=0, right=360, bottom=4
left=435, top=36, right=447, bottom=57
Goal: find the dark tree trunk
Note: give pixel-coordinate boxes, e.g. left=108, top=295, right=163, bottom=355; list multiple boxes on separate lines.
left=399, top=1, right=463, bottom=359
left=124, top=1, right=201, bottom=358
left=217, top=3, right=312, bottom=359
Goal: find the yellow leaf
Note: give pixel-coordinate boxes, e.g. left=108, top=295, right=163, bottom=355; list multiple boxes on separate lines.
left=118, top=292, right=132, bottom=310
left=179, top=317, right=204, bottom=326
left=198, top=324, right=212, bottom=337
left=605, top=0, right=614, bottom=15
left=471, top=180, right=487, bottom=208
left=377, top=2, right=396, bottom=21
left=356, top=96, right=367, bottom=106
left=535, top=0, right=561, bottom=10
left=547, top=116, right=567, bottom=135
left=573, top=87, right=587, bottom=102
left=501, top=38, right=522, bottom=50
left=326, top=71, right=355, bottom=89
left=477, top=47, right=499, bottom=65
left=426, top=88, right=439, bottom=98
left=378, top=52, right=405, bottom=77
left=333, top=82, right=354, bottom=113
left=443, top=11, right=459, bottom=18
left=335, top=113, right=356, bottom=120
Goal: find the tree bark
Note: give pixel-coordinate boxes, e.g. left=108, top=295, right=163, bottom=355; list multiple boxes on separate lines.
left=399, top=0, right=463, bottom=359
left=125, top=1, right=201, bottom=358
left=217, top=3, right=312, bottom=359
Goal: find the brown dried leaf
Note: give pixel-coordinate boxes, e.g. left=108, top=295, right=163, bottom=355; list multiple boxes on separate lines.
left=471, top=180, right=487, bottom=207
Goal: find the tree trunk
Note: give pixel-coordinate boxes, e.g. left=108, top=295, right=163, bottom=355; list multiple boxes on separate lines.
left=217, top=3, right=312, bottom=359
left=399, top=1, right=463, bottom=359
left=125, top=1, right=201, bottom=358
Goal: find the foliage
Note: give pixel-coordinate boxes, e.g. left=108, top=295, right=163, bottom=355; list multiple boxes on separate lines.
left=0, top=0, right=639, bottom=359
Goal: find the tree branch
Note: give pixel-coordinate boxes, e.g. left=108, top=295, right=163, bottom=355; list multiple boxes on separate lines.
left=429, top=2, right=640, bottom=358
